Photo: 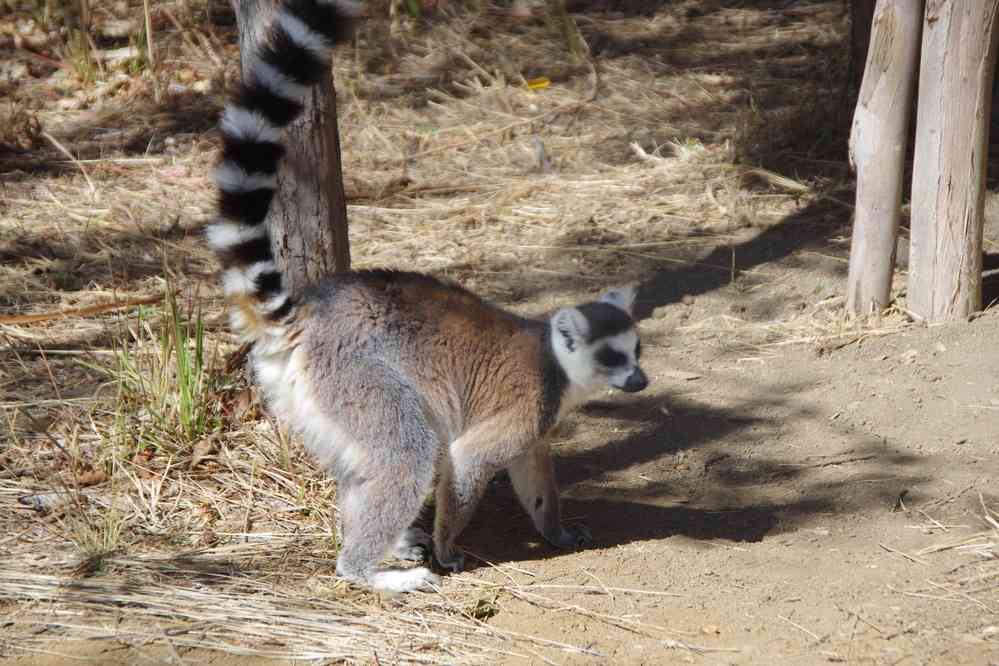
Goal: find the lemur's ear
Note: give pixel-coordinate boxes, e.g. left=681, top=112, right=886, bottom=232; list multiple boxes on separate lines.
left=598, top=285, right=637, bottom=316
left=552, top=307, right=589, bottom=352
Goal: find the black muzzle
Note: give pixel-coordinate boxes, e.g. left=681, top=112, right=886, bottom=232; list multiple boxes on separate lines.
left=621, top=367, right=649, bottom=393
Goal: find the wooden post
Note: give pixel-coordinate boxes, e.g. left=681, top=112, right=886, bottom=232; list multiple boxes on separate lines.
left=232, top=0, right=351, bottom=294
left=846, top=0, right=923, bottom=315
left=909, top=2, right=999, bottom=321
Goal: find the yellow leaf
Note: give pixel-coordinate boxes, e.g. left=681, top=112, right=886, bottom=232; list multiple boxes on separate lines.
left=526, top=77, right=551, bottom=90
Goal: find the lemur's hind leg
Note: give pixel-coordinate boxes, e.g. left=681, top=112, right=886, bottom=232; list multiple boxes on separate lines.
left=332, top=377, right=441, bottom=593
left=336, top=511, right=430, bottom=562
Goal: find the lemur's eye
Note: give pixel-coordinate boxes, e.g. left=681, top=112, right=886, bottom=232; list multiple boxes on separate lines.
left=596, top=346, right=627, bottom=368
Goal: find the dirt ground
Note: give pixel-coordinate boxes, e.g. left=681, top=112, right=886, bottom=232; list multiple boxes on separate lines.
left=2, top=0, right=998, bottom=664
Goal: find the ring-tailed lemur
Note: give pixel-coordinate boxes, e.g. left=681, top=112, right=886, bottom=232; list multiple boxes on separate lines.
left=208, top=0, right=649, bottom=593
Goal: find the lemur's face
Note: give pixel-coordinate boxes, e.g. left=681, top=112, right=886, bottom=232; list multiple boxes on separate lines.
left=551, top=287, right=649, bottom=395
left=592, top=328, right=648, bottom=393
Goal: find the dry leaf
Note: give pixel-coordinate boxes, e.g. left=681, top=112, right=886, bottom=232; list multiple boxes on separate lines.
left=190, top=438, right=214, bottom=469
left=231, top=387, right=256, bottom=422
left=75, top=469, right=108, bottom=487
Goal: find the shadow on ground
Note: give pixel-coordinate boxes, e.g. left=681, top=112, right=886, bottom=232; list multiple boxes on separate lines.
left=457, top=381, right=927, bottom=569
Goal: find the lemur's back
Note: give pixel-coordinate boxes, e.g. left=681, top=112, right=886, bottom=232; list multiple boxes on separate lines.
left=301, top=270, right=557, bottom=440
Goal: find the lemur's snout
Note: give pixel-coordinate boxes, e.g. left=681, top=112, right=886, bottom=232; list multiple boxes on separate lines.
left=621, top=367, right=648, bottom=393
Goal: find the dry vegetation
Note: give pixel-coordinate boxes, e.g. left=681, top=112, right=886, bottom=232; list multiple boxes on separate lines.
left=2, top=0, right=996, bottom=663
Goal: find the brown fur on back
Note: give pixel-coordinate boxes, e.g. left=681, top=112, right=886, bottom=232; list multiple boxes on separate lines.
left=301, top=270, right=552, bottom=442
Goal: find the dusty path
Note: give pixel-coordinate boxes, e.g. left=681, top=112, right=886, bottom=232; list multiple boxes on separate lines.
left=465, top=308, right=999, bottom=664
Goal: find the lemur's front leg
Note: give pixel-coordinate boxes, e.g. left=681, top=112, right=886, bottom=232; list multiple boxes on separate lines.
left=432, top=417, right=542, bottom=573
left=507, top=442, right=592, bottom=549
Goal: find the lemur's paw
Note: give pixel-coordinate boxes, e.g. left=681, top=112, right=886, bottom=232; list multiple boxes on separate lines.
left=547, top=524, right=593, bottom=550
left=433, top=549, right=466, bottom=574
left=371, top=567, right=440, bottom=593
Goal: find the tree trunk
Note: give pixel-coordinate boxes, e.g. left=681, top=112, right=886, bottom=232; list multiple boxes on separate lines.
left=909, top=1, right=999, bottom=321
left=846, top=0, right=923, bottom=315
left=232, top=0, right=351, bottom=295
left=850, top=0, right=878, bottom=90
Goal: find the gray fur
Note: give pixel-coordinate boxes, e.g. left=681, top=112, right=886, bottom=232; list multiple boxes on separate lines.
left=246, top=274, right=648, bottom=592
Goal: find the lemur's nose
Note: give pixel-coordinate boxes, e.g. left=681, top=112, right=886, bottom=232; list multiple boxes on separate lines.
left=622, top=367, right=648, bottom=393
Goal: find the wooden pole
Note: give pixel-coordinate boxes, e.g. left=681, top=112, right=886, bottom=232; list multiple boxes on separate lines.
left=909, top=1, right=999, bottom=321
left=846, top=0, right=923, bottom=315
left=232, top=0, right=351, bottom=295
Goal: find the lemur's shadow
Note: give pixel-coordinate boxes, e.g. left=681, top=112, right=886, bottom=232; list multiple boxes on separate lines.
left=453, top=387, right=927, bottom=570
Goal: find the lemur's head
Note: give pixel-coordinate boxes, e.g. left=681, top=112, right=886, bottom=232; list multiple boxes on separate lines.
left=550, top=286, right=648, bottom=396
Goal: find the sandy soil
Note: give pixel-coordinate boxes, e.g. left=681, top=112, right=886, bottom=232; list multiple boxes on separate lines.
left=465, top=298, right=999, bottom=665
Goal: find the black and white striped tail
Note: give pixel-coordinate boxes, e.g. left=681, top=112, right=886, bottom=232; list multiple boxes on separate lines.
left=207, top=0, right=360, bottom=337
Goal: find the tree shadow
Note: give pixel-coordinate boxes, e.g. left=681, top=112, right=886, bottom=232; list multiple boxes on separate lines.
left=634, top=198, right=848, bottom=318
left=452, top=380, right=928, bottom=569
left=0, top=91, right=221, bottom=175
left=984, top=254, right=999, bottom=306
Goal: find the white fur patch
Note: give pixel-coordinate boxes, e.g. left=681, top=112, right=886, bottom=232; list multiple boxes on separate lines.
left=599, top=285, right=637, bottom=316
left=260, top=293, right=290, bottom=314
left=254, top=345, right=365, bottom=476
left=605, top=330, right=638, bottom=355
left=220, top=105, right=282, bottom=144
left=603, top=330, right=640, bottom=386
left=221, top=261, right=278, bottom=296
left=213, top=161, right=278, bottom=194
left=275, top=8, right=333, bottom=57
left=206, top=221, right=269, bottom=253
left=370, top=567, right=439, bottom=593
left=246, top=52, right=309, bottom=103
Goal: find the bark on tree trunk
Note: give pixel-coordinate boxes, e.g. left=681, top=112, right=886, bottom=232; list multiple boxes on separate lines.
left=909, top=1, right=999, bottom=321
left=851, top=0, right=878, bottom=90
left=846, top=0, right=923, bottom=315
left=232, top=0, right=351, bottom=295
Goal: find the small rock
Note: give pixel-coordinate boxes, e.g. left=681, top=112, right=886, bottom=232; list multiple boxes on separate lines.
left=0, top=61, right=28, bottom=84
left=701, top=625, right=720, bottom=635
left=98, top=18, right=137, bottom=39
left=56, top=97, right=84, bottom=110
left=101, top=46, right=141, bottom=67
left=681, top=294, right=695, bottom=306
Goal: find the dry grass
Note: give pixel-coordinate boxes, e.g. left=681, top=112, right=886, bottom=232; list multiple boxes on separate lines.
left=0, top=0, right=867, bottom=660
left=904, top=497, right=999, bottom=616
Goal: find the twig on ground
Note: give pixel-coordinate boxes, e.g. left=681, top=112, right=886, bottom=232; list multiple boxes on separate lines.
left=777, top=614, right=822, bottom=642
left=879, top=543, right=928, bottom=565
left=0, top=294, right=165, bottom=325
left=41, top=132, right=96, bottom=199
